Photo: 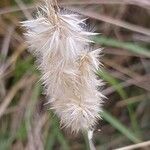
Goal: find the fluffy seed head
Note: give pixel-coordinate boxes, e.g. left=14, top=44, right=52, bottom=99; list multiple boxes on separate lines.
left=22, top=0, right=104, bottom=133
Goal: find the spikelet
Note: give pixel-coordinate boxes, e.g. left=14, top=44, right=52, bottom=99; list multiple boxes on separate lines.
left=22, top=0, right=104, bottom=133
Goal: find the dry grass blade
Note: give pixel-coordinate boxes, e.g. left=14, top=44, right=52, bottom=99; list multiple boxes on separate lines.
left=69, top=7, right=150, bottom=36
left=1, top=26, right=14, bottom=61
left=62, top=0, right=150, bottom=8
left=103, top=58, right=141, bottom=78
left=103, top=59, right=150, bottom=91
left=0, top=5, right=34, bottom=15
left=0, top=43, right=27, bottom=80
left=10, top=83, right=33, bottom=135
left=0, top=26, right=14, bottom=98
left=0, top=75, right=37, bottom=119
left=110, top=71, right=150, bottom=91
left=14, top=0, right=32, bottom=19
left=102, top=74, right=150, bottom=96
left=116, top=93, right=150, bottom=107
left=9, top=43, right=27, bottom=63
left=1, top=0, right=150, bottom=15
left=115, top=140, right=150, bottom=150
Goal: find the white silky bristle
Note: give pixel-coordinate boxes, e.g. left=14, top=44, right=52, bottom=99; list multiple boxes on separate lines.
left=22, top=0, right=104, bottom=133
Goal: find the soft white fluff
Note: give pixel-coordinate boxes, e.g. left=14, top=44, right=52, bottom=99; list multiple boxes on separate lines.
left=22, top=0, right=104, bottom=133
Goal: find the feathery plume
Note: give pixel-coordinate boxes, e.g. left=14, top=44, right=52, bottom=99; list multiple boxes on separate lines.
left=22, top=0, right=104, bottom=133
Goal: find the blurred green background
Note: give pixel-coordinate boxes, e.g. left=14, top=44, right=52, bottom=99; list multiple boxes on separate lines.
left=0, top=0, right=150, bottom=150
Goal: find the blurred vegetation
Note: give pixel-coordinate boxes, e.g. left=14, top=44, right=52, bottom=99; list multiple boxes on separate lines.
left=0, top=0, right=150, bottom=150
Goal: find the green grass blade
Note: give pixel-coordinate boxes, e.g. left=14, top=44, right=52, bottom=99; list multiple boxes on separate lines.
left=101, top=110, right=141, bottom=143
left=93, top=36, right=150, bottom=57
left=47, top=112, right=70, bottom=150
left=45, top=132, right=57, bottom=150
left=98, top=70, right=140, bottom=138
left=97, top=70, right=127, bottom=99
